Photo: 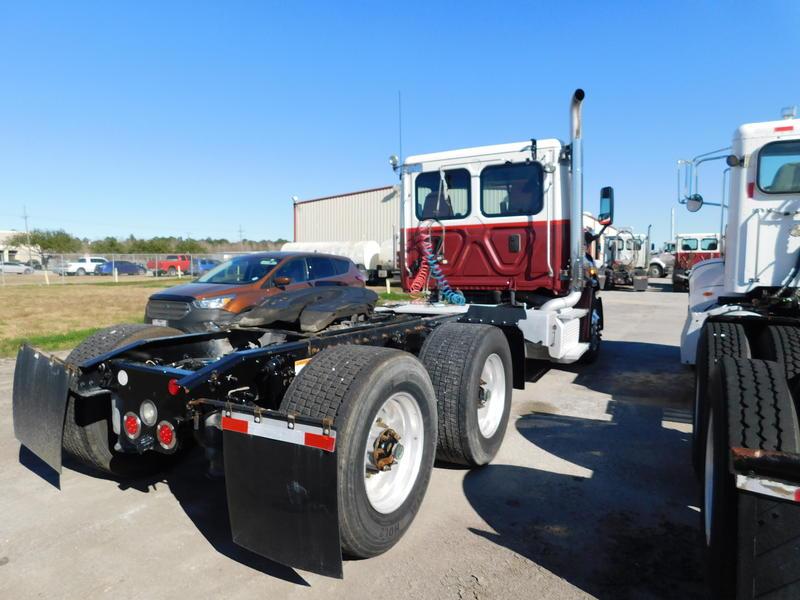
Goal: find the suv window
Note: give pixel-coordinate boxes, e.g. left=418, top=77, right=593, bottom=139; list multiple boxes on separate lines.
left=91, top=258, right=105, bottom=263
left=307, top=256, right=336, bottom=280
left=680, top=238, right=698, bottom=251
left=415, top=169, right=470, bottom=221
left=758, top=140, right=800, bottom=194
left=275, top=258, right=308, bottom=283
left=701, top=238, right=718, bottom=251
left=334, top=258, right=350, bottom=275
left=481, top=162, right=543, bottom=217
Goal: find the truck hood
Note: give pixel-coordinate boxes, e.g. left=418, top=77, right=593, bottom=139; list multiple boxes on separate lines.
left=149, top=282, right=245, bottom=301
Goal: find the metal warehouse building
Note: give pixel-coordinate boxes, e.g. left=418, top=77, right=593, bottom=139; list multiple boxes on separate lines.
left=293, top=186, right=399, bottom=245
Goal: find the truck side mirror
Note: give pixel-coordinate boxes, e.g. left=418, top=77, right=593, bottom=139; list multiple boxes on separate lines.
left=687, top=194, right=704, bottom=213
left=598, top=187, right=614, bottom=225
left=274, top=276, right=292, bottom=288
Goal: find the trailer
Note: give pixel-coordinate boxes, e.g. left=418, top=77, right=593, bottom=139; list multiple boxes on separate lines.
left=680, top=110, right=800, bottom=598
left=291, top=186, right=400, bottom=281
left=12, top=90, right=614, bottom=578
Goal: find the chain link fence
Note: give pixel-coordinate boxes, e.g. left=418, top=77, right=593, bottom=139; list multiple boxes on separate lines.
left=0, top=252, right=259, bottom=286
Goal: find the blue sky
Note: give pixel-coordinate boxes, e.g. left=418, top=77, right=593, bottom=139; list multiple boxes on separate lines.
left=0, top=1, right=798, bottom=245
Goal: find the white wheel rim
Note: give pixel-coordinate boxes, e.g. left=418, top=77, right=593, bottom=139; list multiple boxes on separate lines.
left=477, top=353, right=506, bottom=438
left=363, top=391, right=424, bottom=514
left=704, top=412, right=714, bottom=546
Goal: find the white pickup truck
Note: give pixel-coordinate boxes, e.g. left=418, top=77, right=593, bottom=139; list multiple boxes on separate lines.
left=54, top=256, right=108, bottom=276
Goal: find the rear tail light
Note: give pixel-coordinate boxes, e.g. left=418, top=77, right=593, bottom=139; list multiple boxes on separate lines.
left=167, top=378, right=181, bottom=396
left=747, top=182, right=755, bottom=198
left=123, top=412, right=141, bottom=439
left=157, top=421, right=177, bottom=450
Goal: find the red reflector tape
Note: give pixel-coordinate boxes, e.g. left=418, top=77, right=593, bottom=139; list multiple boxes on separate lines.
left=747, top=182, right=755, bottom=198
left=222, top=410, right=336, bottom=452
left=305, top=432, right=336, bottom=452
left=221, top=416, right=249, bottom=434
left=775, top=125, right=794, bottom=132
left=795, top=489, right=800, bottom=502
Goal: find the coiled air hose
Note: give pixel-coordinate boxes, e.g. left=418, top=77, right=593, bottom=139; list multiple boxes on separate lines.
left=409, top=228, right=465, bottom=305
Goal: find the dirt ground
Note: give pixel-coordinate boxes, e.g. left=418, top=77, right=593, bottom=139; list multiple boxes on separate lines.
left=0, top=283, right=162, bottom=340
left=0, top=280, right=707, bottom=599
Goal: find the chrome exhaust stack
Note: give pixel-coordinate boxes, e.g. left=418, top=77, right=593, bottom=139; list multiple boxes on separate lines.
left=569, top=89, right=585, bottom=293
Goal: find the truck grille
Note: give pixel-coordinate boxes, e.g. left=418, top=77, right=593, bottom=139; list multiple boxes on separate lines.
left=146, top=299, right=190, bottom=320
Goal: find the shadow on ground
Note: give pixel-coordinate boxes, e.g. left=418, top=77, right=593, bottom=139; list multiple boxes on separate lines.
left=21, top=446, right=310, bottom=586
left=558, top=339, right=693, bottom=408
left=464, top=402, right=705, bottom=599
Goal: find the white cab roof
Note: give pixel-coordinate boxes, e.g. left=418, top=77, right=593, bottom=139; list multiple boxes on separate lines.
left=735, top=118, right=800, bottom=141
left=404, top=138, right=562, bottom=167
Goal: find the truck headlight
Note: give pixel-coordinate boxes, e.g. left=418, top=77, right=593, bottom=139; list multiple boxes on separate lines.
left=194, top=295, right=235, bottom=309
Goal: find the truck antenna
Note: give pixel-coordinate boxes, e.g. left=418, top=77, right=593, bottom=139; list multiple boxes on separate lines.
left=397, top=90, right=403, bottom=163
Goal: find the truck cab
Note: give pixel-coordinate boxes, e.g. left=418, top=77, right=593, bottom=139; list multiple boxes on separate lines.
left=671, top=232, right=721, bottom=292
left=400, top=138, right=571, bottom=305
left=678, top=113, right=800, bottom=599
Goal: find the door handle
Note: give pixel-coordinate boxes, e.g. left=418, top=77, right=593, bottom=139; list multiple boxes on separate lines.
left=508, top=234, right=521, bottom=253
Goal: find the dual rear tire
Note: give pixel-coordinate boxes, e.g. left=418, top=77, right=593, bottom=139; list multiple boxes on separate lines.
left=281, top=323, right=513, bottom=559
left=702, top=355, right=800, bottom=599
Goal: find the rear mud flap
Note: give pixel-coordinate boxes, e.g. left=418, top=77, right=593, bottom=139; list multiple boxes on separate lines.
left=12, top=345, right=73, bottom=473
left=222, top=411, right=342, bottom=578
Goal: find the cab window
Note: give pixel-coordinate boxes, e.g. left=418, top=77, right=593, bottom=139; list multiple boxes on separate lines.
left=415, top=169, right=470, bottom=220
left=480, top=162, right=544, bottom=217
left=680, top=238, right=698, bottom=251
left=701, top=238, right=718, bottom=251
left=758, top=140, right=800, bottom=194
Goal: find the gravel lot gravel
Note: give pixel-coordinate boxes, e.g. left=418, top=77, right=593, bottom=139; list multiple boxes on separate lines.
left=0, top=281, right=706, bottom=599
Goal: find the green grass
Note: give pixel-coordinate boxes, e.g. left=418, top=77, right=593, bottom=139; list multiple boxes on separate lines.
left=0, top=314, right=146, bottom=358
left=378, top=291, right=411, bottom=303
left=0, top=327, right=103, bottom=358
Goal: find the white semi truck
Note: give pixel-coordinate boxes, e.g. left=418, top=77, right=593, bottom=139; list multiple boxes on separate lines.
left=680, top=110, right=800, bottom=598
left=602, top=228, right=649, bottom=290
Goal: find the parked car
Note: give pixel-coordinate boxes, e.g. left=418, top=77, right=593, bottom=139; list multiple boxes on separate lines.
left=94, top=260, right=146, bottom=276
left=22, top=259, right=43, bottom=270
left=53, top=256, right=108, bottom=276
left=146, top=254, right=192, bottom=276
left=192, top=257, right=220, bottom=274
left=145, top=251, right=366, bottom=332
left=0, top=260, right=34, bottom=275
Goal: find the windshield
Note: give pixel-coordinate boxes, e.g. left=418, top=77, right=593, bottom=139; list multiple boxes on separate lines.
left=758, top=140, right=800, bottom=194
left=700, top=238, right=718, bottom=251
left=197, top=255, right=280, bottom=284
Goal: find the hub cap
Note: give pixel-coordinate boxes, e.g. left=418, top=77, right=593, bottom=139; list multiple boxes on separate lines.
left=478, top=353, right=506, bottom=438
left=363, top=392, right=424, bottom=514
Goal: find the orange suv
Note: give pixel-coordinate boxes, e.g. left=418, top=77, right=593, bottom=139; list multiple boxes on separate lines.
left=145, top=251, right=366, bottom=332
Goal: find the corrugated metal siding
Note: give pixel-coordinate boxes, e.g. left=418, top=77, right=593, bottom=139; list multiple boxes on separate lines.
left=295, top=186, right=399, bottom=244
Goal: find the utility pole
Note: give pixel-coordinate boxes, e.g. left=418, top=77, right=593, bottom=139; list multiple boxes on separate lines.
left=670, top=206, right=675, bottom=242
left=23, top=205, right=31, bottom=250
left=238, top=225, right=244, bottom=251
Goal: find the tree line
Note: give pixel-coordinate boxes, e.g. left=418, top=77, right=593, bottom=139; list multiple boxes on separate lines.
left=7, top=229, right=289, bottom=263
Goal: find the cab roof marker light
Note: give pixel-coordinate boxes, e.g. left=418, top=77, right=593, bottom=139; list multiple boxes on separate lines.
left=774, top=125, right=794, bottom=133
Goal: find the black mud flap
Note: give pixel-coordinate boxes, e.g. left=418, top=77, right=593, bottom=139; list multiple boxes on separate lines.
left=222, top=410, right=342, bottom=578
left=12, top=345, right=73, bottom=473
